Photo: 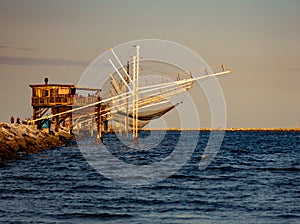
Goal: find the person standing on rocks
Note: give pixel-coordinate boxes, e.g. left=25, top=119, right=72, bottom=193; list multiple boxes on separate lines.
left=10, top=116, right=14, bottom=124
left=16, top=117, right=20, bottom=124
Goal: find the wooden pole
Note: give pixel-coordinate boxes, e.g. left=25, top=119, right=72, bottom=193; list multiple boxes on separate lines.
left=69, top=111, right=73, bottom=135
left=54, top=108, right=59, bottom=136
left=32, top=107, right=37, bottom=127
left=90, top=117, right=94, bottom=137
left=125, top=61, right=129, bottom=139
left=132, top=56, right=136, bottom=141
left=95, top=95, right=102, bottom=142
left=135, top=45, right=140, bottom=141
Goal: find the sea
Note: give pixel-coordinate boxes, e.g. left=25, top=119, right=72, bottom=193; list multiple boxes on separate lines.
left=0, top=131, right=299, bottom=224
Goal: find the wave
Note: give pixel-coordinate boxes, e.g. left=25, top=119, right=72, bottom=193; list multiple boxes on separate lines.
left=206, top=165, right=300, bottom=172
left=47, top=212, right=133, bottom=219
left=254, top=167, right=300, bottom=172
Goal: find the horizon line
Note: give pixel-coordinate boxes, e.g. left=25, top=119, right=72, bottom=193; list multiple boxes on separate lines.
left=142, top=127, right=300, bottom=131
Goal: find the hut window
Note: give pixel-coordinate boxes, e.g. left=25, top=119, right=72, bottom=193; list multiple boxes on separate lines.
left=58, top=87, right=69, bottom=95
left=37, top=89, right=41, bottom=97
left=50, top=88, right=58, bottom=97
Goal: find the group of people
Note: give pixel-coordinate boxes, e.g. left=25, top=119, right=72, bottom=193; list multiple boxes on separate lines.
left=10, top=116, right=28, bottom=125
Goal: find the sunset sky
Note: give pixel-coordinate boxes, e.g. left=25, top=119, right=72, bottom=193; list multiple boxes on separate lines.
left=0, top=0, right=299, bottom=127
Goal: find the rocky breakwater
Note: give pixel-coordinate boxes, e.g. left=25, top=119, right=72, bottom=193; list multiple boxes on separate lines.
left=0, top=122, right=63, bottom=165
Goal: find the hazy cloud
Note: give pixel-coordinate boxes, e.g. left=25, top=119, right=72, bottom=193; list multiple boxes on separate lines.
left=291, top=68, right=300, bottom=72
left=15, top=47, right=39, bottom=51
left=0, top=55, right=89, bottom=67
left=0, top=44, right=11, bottom=49
left=0, top=42, right=38, bottom=51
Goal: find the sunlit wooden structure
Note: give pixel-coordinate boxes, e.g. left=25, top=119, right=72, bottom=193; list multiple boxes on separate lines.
left=29, top=80, right=103, bottom=137
left=28, top=45, right=232, bottom=144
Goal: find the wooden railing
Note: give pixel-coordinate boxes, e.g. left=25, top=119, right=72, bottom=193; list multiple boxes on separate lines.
left=32, top=96, right=73, bottom=107
left=32, top=96, right=98, bottom=107
left=73, top=96, right=97, bottom=106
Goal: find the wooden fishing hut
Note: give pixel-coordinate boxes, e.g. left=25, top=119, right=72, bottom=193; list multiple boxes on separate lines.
left=29, top=78, right=104, bottom=138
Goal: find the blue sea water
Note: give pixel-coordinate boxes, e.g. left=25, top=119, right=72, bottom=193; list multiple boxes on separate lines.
left=0, top=131, right=299, bottom=224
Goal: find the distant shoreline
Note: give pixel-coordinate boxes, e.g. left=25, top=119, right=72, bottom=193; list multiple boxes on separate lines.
left=142, top=128, right=300, bottom=132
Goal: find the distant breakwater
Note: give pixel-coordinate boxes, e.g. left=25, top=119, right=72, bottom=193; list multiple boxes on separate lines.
left=0, top=123, right=68, bottom=165
left=143, top=127, right=300, bottom=131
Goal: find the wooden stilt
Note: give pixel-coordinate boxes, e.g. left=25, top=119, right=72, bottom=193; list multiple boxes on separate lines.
left=54, top=108, right=59, bottom=136
left=135, top=45, right=140, bottom=143
left=132, top=56, right=136, bottom=141
left=125, top=61, right=129, bottom=139
left=69, top=112, right=73, bottom=135
left=95, top=95, right=102, bottom=143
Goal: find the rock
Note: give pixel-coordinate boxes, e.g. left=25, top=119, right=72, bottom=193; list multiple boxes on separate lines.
left=0, top=122, right=68, bottom=164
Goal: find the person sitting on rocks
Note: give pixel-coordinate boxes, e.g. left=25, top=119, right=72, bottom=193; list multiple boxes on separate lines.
left=10, top=116, right=14, bottom=124
left=16, top=117, right=20, bottom=124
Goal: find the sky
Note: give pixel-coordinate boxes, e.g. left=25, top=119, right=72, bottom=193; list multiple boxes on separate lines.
left=0, top=0, right=299, bottom=128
